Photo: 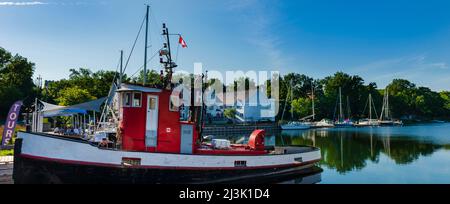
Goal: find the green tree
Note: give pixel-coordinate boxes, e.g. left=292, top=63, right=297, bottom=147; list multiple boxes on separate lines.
left=56, top=86, right=96, bottom=106
left=0, top=47, right=36, bottom=118
left=132, top=70, right=163, bottom=87
left=291, top=97, right=312, bottom=118
left=440, top=91, right=450, bottom=114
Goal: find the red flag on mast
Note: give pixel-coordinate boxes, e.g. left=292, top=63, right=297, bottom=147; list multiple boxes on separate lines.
left=179, top=36, right=187, bottom=48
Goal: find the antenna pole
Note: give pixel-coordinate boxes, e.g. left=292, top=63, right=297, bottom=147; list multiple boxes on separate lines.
left=143, top=5, right=149, bottom=86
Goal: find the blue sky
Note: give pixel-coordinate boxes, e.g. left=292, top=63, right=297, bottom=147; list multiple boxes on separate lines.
left=1, top=0, right=450, bottom=91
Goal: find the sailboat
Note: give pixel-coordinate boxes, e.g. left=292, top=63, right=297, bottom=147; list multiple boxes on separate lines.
left=334, top=87, right=354, bottom=127
left=12, top=6, right=321, bottom=184
left=280, top=80, right=312, bottom=130
left=356, top=93, right=380, bottom=127
left=379, top=88, right=403, bottom=126
left=310, top=82, right=334, bottom=128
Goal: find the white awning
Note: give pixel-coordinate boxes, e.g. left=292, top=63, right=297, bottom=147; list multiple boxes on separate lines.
left=39, top=97, right=107, bottom=117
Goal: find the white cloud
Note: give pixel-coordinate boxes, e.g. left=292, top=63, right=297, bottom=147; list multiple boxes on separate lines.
left=0, top=1, right=47, bottom=6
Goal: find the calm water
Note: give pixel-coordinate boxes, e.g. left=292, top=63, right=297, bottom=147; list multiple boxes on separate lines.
left=263, top=123, right=450, bottom=184
left=9, top=123, right=449, bottom=184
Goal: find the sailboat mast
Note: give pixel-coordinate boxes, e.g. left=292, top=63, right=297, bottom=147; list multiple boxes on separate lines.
left=386, top=88, right=391, bottom=120
left=369, top=94, right=372, bottom=121
left=290, top=80, right=294, bottom=119
left=339, top=87, right=343, bottom=121
left=346, top=96, right=350, bottom=120
left=311, top=81, right=315, bottom=121
left=280, top=80, right=290, bottom=122
left=119, top=50, right=123, bottom=88
left=143, top=5, right=149, bottom=86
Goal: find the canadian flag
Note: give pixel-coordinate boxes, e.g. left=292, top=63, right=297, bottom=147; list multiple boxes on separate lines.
left=179, top=36, right=187, bottom=48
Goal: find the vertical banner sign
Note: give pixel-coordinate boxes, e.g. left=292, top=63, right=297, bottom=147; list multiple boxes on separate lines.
left=1, top=101, right=23, bottom=147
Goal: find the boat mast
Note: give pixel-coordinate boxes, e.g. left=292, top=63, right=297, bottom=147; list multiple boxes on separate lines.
left=386, top=89, right=390, bottom=120
left=346, top=96, right=351, bottom=120
left=143, top=5, right=149, bottom=86
left=291, top=80, right=294, bottom=120
left=119, top=50, right=123, bottom=88
left=339, top=87, right=343, bottom=122
left=311, top=81, right=315, bottom=121
left=369, top=94, right=372, bottom=122
left=280, top=80, right=290, bottom=122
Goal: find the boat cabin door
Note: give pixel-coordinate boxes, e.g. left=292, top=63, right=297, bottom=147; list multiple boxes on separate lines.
left=146, top=95, right=159, bottom=149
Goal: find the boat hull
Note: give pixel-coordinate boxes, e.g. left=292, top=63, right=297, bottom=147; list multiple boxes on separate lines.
left=280, top=124, right=311, bottom=130
left=13, top=132, right=321, bottom=184
left=13, top=153, right=320, bottom=184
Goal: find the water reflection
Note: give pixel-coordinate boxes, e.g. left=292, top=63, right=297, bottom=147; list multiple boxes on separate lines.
left=274, top=125, right=445, bottom=174
left=211, top=124, right=450, bottom=183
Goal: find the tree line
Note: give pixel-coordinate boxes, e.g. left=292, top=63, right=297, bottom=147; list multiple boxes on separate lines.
left=275, top=72, right=450, bottom=121
left=1, top=46, right=449, bottom=121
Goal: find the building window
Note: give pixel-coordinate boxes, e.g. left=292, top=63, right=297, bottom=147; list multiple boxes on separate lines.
left=133, top=93, right=142, bottom=107
left=123, top=92, right=132, bottom=107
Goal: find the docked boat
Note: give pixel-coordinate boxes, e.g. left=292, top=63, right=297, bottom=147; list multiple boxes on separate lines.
left=379, top=88, right=403, bottom=126
left=333, top=87, right=354, bottom=128
left=281, top=121, right=312, bottom=130
left=12, top=7, right=321, bottom=184
left=312, top=119, right=335, bottom=128
left=334, top=120, right=354, bottom=128
left=279, top=80, right=312, bottom=130
left=356, top=94, right=380, bottom=127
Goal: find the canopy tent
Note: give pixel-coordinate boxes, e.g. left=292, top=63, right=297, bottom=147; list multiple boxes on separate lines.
left=40, top=98, right=107, bottom=117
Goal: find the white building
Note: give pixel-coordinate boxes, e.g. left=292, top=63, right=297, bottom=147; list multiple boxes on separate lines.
left=178, top=86, right=276, bottom=123
left=205, top=88, right=276, bottom=123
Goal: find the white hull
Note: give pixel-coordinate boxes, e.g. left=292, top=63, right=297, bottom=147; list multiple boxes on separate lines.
left=281, top=124, right=311, bottom=130
left=17, top=132, right=321, bottom=170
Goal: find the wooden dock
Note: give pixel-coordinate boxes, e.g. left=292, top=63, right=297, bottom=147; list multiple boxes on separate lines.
left=0, top=156, right=14, bottom=184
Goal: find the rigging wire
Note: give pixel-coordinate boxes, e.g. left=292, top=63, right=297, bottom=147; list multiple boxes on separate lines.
left=122, top=14, right=146, bottom=74
left=150, top=6, right=165, bottom=43
left=130, top=49, right=161, bottom=78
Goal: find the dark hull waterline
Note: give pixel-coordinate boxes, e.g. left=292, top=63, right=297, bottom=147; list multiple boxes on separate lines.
left=13, top=154, right=321, bottom=184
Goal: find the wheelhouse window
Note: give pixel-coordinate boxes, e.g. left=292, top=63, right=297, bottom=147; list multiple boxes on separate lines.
left=133, top=93, right=142, bottom=107
left=123, top=92, right=132, bottom=107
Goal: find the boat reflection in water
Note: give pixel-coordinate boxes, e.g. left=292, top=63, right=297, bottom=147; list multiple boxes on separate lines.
left=266, top=123, right=450, bottom=183
left=224, top=123, right=450, bottom=183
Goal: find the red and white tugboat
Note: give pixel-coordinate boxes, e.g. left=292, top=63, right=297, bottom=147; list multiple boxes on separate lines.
left=12, top=7, right=321, bottom=184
